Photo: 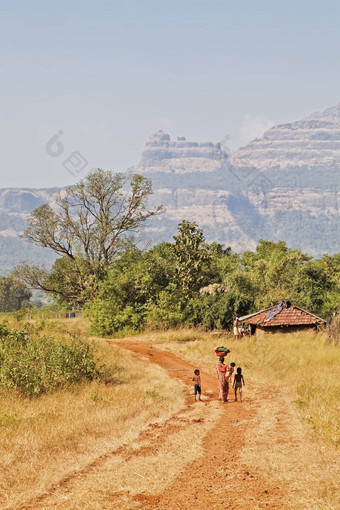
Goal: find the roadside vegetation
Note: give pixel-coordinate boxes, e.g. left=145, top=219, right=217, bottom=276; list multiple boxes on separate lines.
left=0, top=320, right=185, bottom=510
left=0, top=321, right=99, bottom=397
left=84, top=235, right=340, bottom=336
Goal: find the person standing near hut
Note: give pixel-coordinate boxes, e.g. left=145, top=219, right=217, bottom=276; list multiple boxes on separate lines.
left=233, top=318, right=240, bottom=340
left=216, top=357, right=229, bottom=402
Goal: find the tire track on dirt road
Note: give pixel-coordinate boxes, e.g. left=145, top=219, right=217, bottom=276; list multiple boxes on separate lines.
left=110, top=340, right=340, bottom=510
left=108, top=340, right=285, bottom=510
left=21, top=339, right=339, bottom=510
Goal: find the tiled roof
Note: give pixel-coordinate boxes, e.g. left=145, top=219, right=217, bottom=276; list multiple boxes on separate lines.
left=238, top=304, right=326, bottom=327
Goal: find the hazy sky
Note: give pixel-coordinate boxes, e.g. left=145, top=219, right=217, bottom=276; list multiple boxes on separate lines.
left=1, top=0, right=340, bottom=188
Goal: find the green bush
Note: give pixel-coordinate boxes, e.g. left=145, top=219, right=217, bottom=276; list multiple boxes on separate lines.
left=194, top=291, right=254, bottom=330
left=145, top=291, right=187, bottom=329
left=86, top=299, right=144, bottom=336
left=0, top=322, right=98, bottom=396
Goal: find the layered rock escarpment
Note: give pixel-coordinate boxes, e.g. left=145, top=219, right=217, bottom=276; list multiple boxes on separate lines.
left=0, top=189, right=58, bottom=273
left=134, top=131, right=256, bottom=250
left=135, top=104, right=340, bottom=256
left=0, top=188, right=59, bottom=214
left=230, top=103, right=340, bottom=170
left=134, top=130, right=227, bottom=174
left=228, top=103, right=340, bottom=255
left=2, top=103, right=340, bottom=274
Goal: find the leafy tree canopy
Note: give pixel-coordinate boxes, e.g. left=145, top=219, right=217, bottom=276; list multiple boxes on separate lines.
left=173, top=220, right=211, bottom=300
left=15, top=169, right=161, bottom=305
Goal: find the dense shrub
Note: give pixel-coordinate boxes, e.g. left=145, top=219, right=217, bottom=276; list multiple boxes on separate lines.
left=0, top=322, right=98, bottom=396
left=194, top=291, right=255, bottom=330
left=86, top=299, right=144, bottom=336
left=0, top=322, right=27, bottom=345
left=145, top=291, right=187, bottom=330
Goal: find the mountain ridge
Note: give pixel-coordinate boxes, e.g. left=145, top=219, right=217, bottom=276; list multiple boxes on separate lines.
left=229, top=102, right=340, bottom=170
left=1, top=102, right=340, bottom=273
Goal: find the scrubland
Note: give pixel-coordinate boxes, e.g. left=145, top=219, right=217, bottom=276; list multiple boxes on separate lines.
left=0, top=319, right=185, bottom=510
left=1, top=316, right=339, bottom=509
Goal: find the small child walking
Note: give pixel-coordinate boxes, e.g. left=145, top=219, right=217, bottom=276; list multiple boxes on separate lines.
left=192, top=369, right=202, bottom=401
left=226, top=362, right=236, bottom=384
left=233, top=367, right=245, bottom=402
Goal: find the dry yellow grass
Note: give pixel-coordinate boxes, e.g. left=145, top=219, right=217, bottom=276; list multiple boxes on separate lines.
left=2, top=321, right=340, bottom=509
left=238, top=384, right=340, bottom=510
left=129, top=328, right=340, bottom=509
left=0, top=313, right=90, bottom=337
left=26, top=403, right=222, bottom=510
left=137, top=328, right=340, bottom=448
left=0, top=341, right=185, bottom=510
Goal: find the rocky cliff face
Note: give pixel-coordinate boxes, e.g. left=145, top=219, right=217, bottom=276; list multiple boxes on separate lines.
left=2, top=103, right=340, bottom=274
left=229, top=103, right=340, bottom=170
left=227, top=103, right=340, bottom=255
left=0, top=188, right=59, bottom=215
left=134, top=130, right=227, bottom=174
left=134, top=105, right=340, bottom=256
left=134, top=131, right=255, bottom=250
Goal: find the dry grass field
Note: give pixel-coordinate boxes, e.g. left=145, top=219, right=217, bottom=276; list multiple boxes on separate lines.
left=1, top=319, right=339, bottom=509
left=109, top=334, right=340, bottom=510
left=0, top=336, right=185, bottom=510
left=138, top=328, right=340, bottom=448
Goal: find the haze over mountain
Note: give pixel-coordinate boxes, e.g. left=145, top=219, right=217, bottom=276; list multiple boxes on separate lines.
left=230, top=103, right=340, bottom=170
left=229, top=103, right=340, bottom=255
left=0, top=188, right=58, bottom=274
left=1, top=102, right=340, bottom=274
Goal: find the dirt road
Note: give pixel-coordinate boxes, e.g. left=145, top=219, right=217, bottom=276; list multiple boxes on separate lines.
left=106, top=340, right=339, bottom=510
left=23, top=338, right=339, bottom=510
left=112, top=340, right=282, bottom=510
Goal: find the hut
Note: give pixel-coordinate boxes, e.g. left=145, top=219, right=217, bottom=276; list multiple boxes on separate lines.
left=237, top=300, right=326, bottom=336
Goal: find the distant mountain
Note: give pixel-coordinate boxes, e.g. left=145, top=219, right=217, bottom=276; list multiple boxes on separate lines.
left=133, top=130, right=255, bottom=250
left=134, top=105, right=340, bottom=256
left=228, top=103, right=340, bottom=255
left=134, top=130, right=227, bottom=174
left=230, top=103, right=340, bottom=171
left=1, top=103, right=340, bottom=274
left=0, top=189, right=58, bottom=274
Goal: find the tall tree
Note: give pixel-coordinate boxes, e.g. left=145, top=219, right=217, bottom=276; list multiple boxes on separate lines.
left=236, top=240, right=310, bottom=309
left=15, top=169, right=162, bottom=305
left=173, top=220, right=210, bottom=300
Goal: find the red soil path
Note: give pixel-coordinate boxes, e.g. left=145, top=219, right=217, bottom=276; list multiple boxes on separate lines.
left=109, top=340, right=285, bottom=509
left=22, top=338, right=333, bottom=510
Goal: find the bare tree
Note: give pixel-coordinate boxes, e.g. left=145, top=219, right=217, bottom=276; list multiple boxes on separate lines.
left=15, top=169, right=162, bottom=304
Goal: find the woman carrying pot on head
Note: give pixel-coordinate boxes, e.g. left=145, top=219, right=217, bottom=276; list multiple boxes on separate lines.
left=216, top=357, right=229, bottom=402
